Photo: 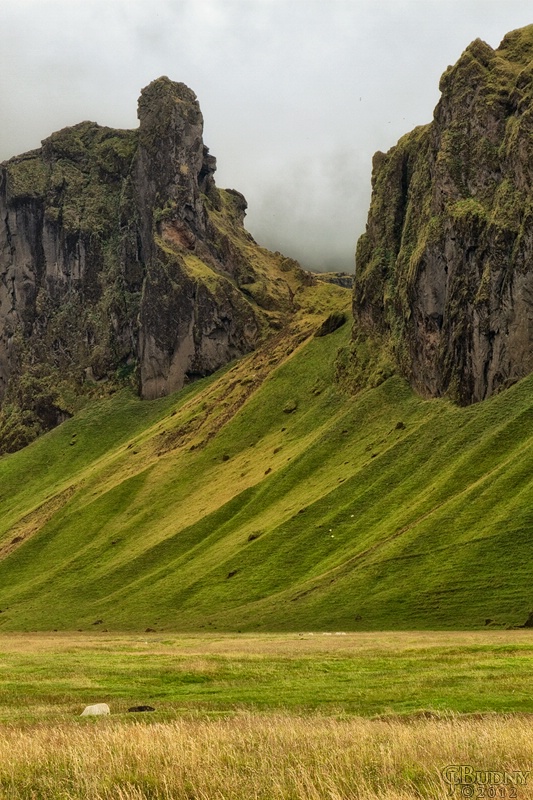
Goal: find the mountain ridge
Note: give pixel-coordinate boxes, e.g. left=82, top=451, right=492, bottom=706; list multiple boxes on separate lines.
left=0, top=76, right=309, bottom=453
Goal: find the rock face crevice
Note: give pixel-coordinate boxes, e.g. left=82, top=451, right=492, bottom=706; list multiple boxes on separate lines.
left=354, top=25, right=533, bottom=404
left=0, top=77, right=305, bottom=450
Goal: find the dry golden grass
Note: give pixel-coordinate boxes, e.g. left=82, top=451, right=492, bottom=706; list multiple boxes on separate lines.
left=0, top=713, right=532, bottom=799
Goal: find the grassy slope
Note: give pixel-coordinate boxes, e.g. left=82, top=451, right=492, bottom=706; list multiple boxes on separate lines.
left=0, top=280, right=532, bottom=631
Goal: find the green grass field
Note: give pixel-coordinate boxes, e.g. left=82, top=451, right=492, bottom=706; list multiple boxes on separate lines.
left=2, top=630, right=533, bottom=720
left=0, top=283, right=532, bottom=632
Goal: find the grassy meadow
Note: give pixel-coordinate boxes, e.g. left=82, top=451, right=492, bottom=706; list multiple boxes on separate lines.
left=1, top=631, right=533, bottom=798
left=3, top=630, right=533, bottom=720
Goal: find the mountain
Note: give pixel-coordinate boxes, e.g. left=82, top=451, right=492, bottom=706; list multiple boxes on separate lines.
left=354, top=25, right=533, bottom=404
left=0, top=77, right=308, bottom=453
left=3, top=28, right=533, bottom=634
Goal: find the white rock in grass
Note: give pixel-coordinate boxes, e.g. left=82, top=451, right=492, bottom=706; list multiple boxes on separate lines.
left=80, top=703, right=110, bottom=716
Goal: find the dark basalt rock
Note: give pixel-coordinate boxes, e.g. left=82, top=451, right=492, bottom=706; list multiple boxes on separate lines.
left=314, top=311, right=347, bottom=337
left=354, top=25, right=533, bottom=404
left=0, top=78, right=306, bottom=451
left=315, top=272, right=354, bottom=289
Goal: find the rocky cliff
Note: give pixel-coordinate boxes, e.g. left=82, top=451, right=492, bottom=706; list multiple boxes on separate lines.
left=0, top=77, right=306, bottom=451
left=315, top=272, right=354, bottom=290
left=354, top=25, right=533, bottom=404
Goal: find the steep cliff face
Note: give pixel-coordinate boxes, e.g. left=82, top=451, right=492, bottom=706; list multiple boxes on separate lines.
left=0, top=77, right=305, bottom=450
left=354, top=25, right=533, bottom=404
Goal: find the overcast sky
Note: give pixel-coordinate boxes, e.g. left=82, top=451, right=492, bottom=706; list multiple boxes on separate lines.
left=1, top=1, right=532, bottom=272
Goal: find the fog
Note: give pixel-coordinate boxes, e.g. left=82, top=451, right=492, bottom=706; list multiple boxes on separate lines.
left=1, top=0, right=532, bottom=271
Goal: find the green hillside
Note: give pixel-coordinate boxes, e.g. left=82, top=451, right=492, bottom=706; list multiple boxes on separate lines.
left=0, top=280, right=532, bottom=632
